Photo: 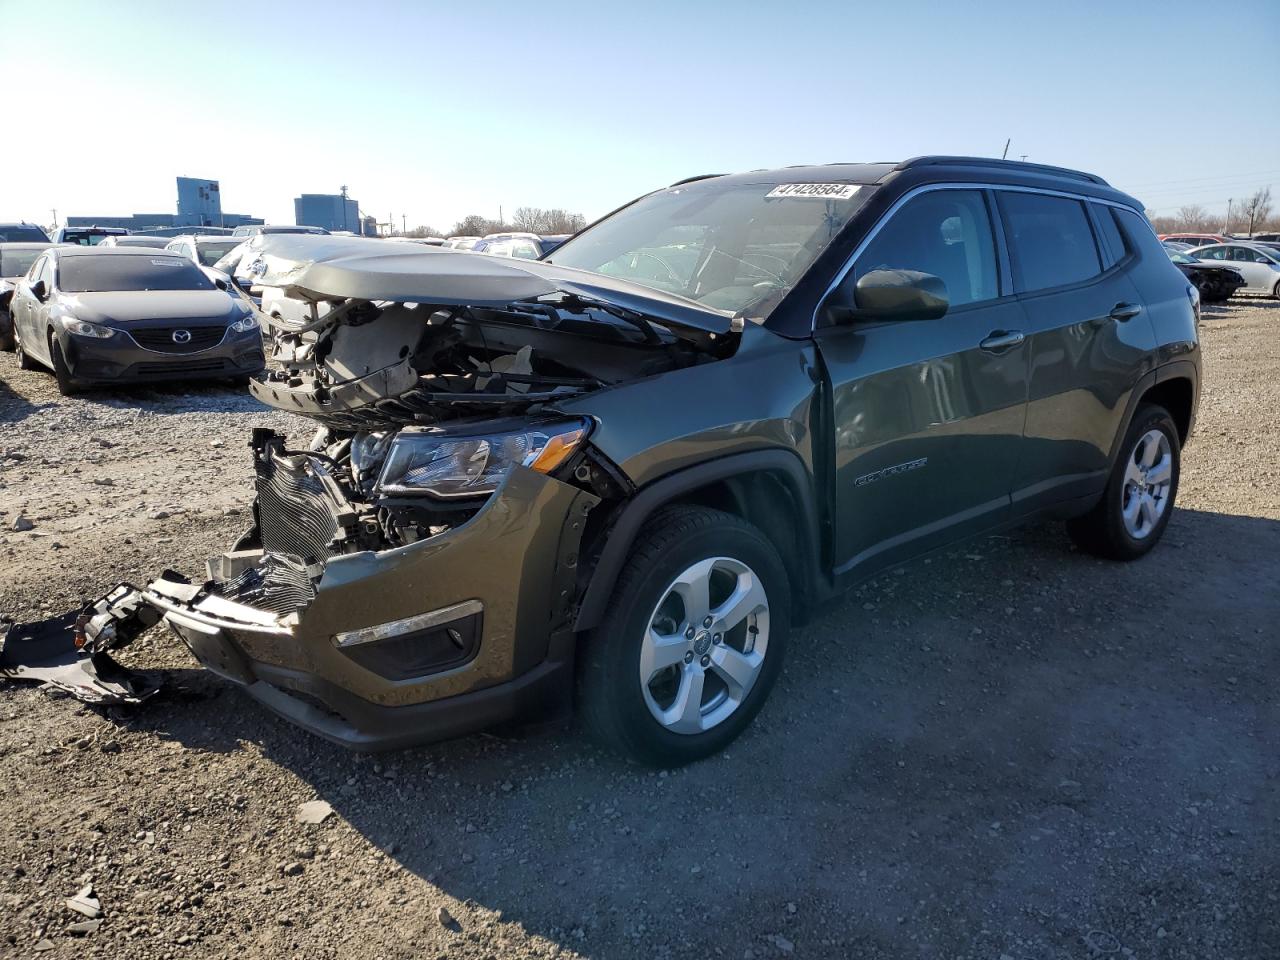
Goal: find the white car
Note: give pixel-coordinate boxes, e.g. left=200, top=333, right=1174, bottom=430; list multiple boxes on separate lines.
left=165, top=234, right=244, bottom=269
left=1188, top=242, right=1280, bottom=298
left=96, top=235, right=171, bottom=249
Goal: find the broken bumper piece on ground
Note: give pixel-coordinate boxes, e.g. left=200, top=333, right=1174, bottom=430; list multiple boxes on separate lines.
left=0, top=612, right=158, bottom=706
left=0, top=574, right=290, bottom=706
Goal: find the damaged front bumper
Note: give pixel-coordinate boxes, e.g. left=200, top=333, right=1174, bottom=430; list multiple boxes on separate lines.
left=4, top=466, right=597, bottom=750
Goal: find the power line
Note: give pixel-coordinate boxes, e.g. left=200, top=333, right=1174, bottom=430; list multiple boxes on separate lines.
left=1121, top=168, right=1280, bottom=192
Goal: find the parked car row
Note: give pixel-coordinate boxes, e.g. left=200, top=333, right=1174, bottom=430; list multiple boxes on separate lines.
left=2, top=245, right=263, bottom=394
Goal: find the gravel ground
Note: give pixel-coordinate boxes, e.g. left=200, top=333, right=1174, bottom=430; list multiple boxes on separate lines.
left=1, top=300, right=1277, bottom=960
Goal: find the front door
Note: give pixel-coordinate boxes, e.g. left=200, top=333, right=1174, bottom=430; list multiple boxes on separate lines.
left=815, top=188, right=1029, bottom=578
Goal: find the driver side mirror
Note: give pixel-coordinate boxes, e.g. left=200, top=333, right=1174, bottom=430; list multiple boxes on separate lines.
left=214, top=277, right=229, bottom=291
left=29, top=279, right=47, bottom=302
left=826, top=269, right=948, bottom=324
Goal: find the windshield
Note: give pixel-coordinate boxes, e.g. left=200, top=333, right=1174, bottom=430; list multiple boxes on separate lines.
left=1169, top=252, right=1197, bottom=263
left=198, top=240, right=240, bottom=266
left=546, top=180, right=868, bottom=321
left=0, top=226, right=48, bottom=242
left=64, top=231, right=123, bottom=246
left=0, top=249, right=46, bottom=277
left=211, top=240, right=250, bottom=272
left=58, top=255, right=215, bottom=293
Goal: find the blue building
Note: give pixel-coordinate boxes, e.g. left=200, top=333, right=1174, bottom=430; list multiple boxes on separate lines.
left=176, top=177, right=222, bottom=227
left=67, top=177, right=262, bottom=233
left=294, top=192, right=371, bottom=234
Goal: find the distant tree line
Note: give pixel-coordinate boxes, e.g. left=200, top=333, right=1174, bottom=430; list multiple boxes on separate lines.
left=401, top=206, right=588, bottom=240
left=1148, top=186, right=1275, bottom=235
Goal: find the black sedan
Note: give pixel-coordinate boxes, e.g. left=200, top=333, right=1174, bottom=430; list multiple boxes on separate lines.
left=1169, top=251, right=1245, bottom=304
left=8, top=246, right=265, bottom=395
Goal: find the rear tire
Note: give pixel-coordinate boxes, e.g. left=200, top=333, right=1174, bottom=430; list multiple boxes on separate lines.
left=1067, top=404, right=1180, bottom=560
left=15, top=331, right=38, bottom=370
left=1272, top=279, right=1280, bottom=300
left=578, top=505, right=790, bottom=767
left=50, top=339, right=81, bottom=396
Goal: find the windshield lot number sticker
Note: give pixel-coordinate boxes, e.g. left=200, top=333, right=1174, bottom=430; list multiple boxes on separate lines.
left=767, top=183, right=859, bottom=200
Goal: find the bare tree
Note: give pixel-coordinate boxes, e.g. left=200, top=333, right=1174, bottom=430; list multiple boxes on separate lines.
left=1239, top=187, right=1273, bottom=236
left=1176, top=204, right=1212, bottom=232
left=511, top=207, right=588, bottom=234
left=450, top=214, right=503, bottom=237
left=405, top=225, right=443, bottom=239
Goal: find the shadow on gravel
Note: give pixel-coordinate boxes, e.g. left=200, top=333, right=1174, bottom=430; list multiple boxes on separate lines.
left=75, top=380, right=268, bottom=415
left=117, top=507, right=1280, bottom=957
left=0, top=375, right=50, bottom=423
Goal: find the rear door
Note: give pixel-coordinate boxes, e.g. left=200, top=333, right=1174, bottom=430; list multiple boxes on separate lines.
left=815, top=188, right=1029, bottom=577
left=998, top=191, right=1157, bottom=514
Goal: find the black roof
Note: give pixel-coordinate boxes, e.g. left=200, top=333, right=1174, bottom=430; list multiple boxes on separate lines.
left=667, top=156, right=1135, bottom=207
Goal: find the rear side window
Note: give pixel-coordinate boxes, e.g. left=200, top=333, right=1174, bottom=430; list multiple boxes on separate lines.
left=1000, top=192, right=1101, bottom=292
left=1091, top=204, right=1127, bottom=268
left=854, top=189, right=998, bottom=307
left=1113, top=207, right=1175, bottom=265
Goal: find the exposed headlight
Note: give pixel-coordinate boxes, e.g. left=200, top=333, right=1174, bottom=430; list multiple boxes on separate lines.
left=377, top=419, right=590, bottom=499
left=230, top=313, right=259, bottom=333
left=59, top=316, right=116, bottom=339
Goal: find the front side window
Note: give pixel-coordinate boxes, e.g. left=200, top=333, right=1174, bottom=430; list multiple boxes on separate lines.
left=58, top=255, right=215, bottom=293
left=852, top=189, right=998, bottom=307
left=1000, top=192, right=1101, bottom=292
left=1195, top=245, right=1227, bottom=260
left=548, top=179, right=872, bottom=321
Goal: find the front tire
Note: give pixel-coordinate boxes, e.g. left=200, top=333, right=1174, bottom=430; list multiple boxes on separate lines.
left=578, top=505, right=790, bottom=766
left=50, top=339, right=81, bottom=395
left=1067, top=404, right=1180, bottom=560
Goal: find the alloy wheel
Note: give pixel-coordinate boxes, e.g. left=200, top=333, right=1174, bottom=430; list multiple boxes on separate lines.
left=1121, top=428, right=1173, bottom=540
left=639, top=556, right=770, bottom=734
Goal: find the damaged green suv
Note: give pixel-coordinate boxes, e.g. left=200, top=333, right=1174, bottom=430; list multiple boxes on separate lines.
left=13, top=157, right=1201, bottom=766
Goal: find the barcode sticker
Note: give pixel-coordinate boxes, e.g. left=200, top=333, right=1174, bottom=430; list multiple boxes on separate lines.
left=766, top=183, right=860, bottom=200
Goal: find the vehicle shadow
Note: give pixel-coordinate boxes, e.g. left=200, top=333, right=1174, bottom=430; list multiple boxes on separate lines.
left=0, top=373, right=50, bottom=424
left=120, top=506, right=1280, bottom=957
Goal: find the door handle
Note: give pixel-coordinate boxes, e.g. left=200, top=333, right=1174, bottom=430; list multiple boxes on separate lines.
left=979, top=330, right=1025, bottom=353
left=1109, top=302, right=1142, bottom=321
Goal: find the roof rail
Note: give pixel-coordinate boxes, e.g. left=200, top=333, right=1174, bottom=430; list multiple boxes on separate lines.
left=891, top=156, right=1109, bottom=186
left=668, top=173, right=727, bottom=187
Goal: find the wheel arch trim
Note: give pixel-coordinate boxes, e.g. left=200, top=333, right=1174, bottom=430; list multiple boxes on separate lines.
left=574, top=449, right=824, bottom=633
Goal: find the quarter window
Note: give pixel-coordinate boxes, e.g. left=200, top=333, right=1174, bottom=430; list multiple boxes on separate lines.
left=1001, top=192, right=1102, bottom=292
left=853, top=190, right=998, bottom=307
left=1092, top=204, right=1127, bottom=268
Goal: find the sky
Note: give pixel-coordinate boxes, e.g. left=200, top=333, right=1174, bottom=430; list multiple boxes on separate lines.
left=5, top=0, right=1279, bottom=233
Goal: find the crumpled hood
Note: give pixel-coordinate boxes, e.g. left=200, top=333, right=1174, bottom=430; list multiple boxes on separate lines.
left=62, top=290, right=246, bottom=325
left=249, top=234, right=740, bottom=337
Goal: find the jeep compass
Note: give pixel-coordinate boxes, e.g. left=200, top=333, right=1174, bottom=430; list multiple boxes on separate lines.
left=5, top=157, right=1200, bottom=767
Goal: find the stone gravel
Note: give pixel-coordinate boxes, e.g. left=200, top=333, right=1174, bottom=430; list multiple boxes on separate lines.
left=1, top=299, right=1277, bottom=959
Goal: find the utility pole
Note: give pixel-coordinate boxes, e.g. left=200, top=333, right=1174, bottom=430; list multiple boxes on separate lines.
left=1001, top=138, right=1010, bottom=160
left=1224, top=198, right=1233, bottom=234
left=499, top=205, right=503, bottom=227
left=402, top=214, right=406, bottom=236
left=50, top=208, right=57, bottom=230
left=340, top=185, right=350, bottom=232
left=1019, top=154, right=1028, bottom=162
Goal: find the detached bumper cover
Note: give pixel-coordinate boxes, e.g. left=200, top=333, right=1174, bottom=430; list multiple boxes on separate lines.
left=1, top=467, right=597, bottom=749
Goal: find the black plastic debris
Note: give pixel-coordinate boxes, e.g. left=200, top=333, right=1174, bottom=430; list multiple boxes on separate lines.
left=0, top=608, right=158, bottom=705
